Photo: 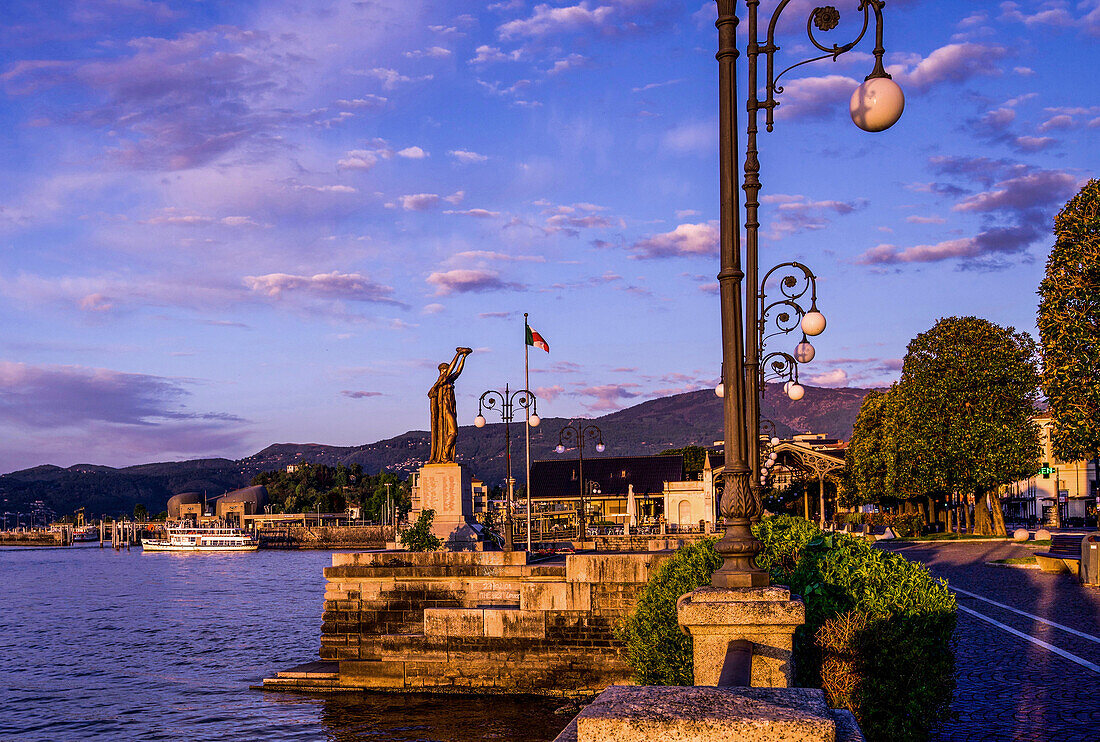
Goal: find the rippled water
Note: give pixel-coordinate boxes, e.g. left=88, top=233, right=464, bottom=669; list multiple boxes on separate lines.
left=0, top=546, right=569, bottom=742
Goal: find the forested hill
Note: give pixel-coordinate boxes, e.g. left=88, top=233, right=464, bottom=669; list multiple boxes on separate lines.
left=0, top=383, right=874, bottom=517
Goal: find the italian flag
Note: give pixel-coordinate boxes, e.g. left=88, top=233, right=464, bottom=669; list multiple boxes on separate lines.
left=525, top=324, right=550, bottom=353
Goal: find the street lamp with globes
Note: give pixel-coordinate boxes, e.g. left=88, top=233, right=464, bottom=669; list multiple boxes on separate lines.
left=474, top=384, right=540, bottom=552
left=710, top=0, right=904, bottom=588
left=555, top=421, right=605, bottom=542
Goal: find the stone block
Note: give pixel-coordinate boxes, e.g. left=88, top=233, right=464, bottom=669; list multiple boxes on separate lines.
left=484, top=608, right=546, bottom=638
left=331, top=549, right=527, bottom=569
left=677, top=586, right=805, bottom=688
left=571, top=685, right=836, bottom=742
left=521, top=581, right=592, bottom=612
left=566, top=553, right=663, bottom=585
left=423, top=607, right=485, bottom=637
left=339, top=659, right=406, bottom=688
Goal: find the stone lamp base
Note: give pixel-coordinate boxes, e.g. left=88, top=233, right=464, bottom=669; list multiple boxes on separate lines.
left=677, top=586, right=805, bottom=688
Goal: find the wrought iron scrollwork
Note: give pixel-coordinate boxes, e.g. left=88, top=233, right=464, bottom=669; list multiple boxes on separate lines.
left=761, top=351, right=799, bottom=386
left=758, top=0, right=889, bottom=132
left=812, top=6, right=840, bottom=32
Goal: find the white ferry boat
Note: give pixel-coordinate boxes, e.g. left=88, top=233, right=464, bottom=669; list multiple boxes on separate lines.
left=72, top=526, right=99, bottom=543
left=141, top=522, right=258, bottom=552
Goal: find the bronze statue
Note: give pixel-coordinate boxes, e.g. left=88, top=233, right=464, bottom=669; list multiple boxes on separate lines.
left=428, top=347, right=472, bottom=464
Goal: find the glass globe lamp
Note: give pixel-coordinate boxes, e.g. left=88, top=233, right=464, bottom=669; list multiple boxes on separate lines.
left=794, top=338, right=816, bottom=364
left=850, top=76, right=904, bottom=132
left=801, top=310, right=826, bottom=337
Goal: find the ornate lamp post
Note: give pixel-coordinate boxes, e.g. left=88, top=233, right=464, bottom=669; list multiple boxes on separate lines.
left=711, top=0, right=904, bottom=588
left=555, top=421, right=605, bottom=542
left=474, top=384, right=540, bottom=552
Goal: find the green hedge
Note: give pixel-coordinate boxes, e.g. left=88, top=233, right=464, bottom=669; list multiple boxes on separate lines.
left=617, top=516, right=956, bottom=742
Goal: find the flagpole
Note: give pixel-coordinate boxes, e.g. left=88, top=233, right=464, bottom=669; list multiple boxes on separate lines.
left=524, top=312, right=532, bottom=553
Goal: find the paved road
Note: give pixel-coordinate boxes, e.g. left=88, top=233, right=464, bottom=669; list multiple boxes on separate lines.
left=880, top=540, right=1100, bottom=742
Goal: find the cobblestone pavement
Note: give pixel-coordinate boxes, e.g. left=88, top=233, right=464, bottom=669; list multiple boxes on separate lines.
left=880, top=540, right=1100, bottom=742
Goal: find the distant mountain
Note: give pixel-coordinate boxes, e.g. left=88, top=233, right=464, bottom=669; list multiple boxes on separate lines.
left=0, top=383, right=874, bottom=517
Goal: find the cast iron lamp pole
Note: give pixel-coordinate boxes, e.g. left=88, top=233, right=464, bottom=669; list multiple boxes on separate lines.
left=555, top=421, right=605, bottom=542
left=474, top=384, right=540, bottom=552
left=711, top=0, right=904, bottom=588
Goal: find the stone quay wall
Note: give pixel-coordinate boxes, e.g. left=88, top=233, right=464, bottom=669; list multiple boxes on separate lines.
left=587, top=534, right=708, bottom=552
left=0, top=531, right=62, bottom=546
left=318, top=550, right=670, bottom=697
left=258, top=525, right=393, bottom=549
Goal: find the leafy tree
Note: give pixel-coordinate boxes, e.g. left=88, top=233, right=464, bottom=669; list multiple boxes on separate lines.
left=659, top=445, right=709, bottom=479
left=895, top=317, right=1040, bottom=535
left=133, top=503, right=148, bottom=521
left=250, top=462, right=409, bottom=518
left=400, top=508, right=442, bottom=551
left=1038, top=179, right=1100, bottom=499
left=844, top=389, right=890, bottom=505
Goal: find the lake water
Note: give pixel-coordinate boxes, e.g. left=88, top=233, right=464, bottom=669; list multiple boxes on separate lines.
left=0, top=545, right=570, bottom=742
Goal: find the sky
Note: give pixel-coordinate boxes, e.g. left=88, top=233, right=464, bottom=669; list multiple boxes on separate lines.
left=0, top=0, right=1097, bottom=474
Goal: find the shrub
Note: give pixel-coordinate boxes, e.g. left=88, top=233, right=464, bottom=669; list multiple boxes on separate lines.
left=616, top=538, right=720, bottom=685
left=399, top=509, right=442, bottom=552
left=617, top=515, right=956, bottom=742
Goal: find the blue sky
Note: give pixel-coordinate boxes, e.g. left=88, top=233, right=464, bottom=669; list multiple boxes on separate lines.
left=0, top=0, right=1097, bottom=473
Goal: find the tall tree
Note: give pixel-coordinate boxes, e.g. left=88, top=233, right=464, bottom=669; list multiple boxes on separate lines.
left=844, top=389, right=890, bottom=505
left=1038, top=179, right=1100, bottom=503
left=896, top=317, right=1041, bottom=535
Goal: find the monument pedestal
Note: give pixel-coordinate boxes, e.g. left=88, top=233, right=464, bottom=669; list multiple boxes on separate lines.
left=677, top=586, right=805, bottom=688
left=416, top=463, right=480, bottom=550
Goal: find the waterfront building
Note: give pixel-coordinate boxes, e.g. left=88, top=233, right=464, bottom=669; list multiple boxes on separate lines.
left=1000, top=413, right=1099, bottom=527
left=471, top=477, right=489, bottom=518
left=167, top=485, right=268, bottom=526
left=528, top=454, right=685, bottom=536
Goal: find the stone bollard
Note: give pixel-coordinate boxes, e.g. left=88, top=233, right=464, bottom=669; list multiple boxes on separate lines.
left=676, top=586, right=805, bottom=688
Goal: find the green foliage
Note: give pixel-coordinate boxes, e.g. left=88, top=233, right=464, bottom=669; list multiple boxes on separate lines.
left=399, top=509, right=442, bottom=551
left=898, top=317, right=1040, bottom=535
left=618, top=516, right=956, bottom=742
left=833, top=511, right=925, bottom=538
left=133, top=503, right=148, bottom=521
left=844, top=317, right=1040, bottom=535
left=1038, top=179, right=1100, bottom=465
left=616, top=538, right=721, bottom=685
left=843, top=390, right=890, bottom=505
left=659, top=445, right=710, bottom=479
left=251, top=462, right=411, bottom=518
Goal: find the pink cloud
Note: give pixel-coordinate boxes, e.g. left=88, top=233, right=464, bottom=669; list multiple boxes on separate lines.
left=629, top=222, right=718, bottom=259
left=426, top=269, right=524, bottom=295
left=244, top=271, right=399, bottom=304
left=498, top=3, right=615, bottom=39
left=576, top=382, right=641, bottom=411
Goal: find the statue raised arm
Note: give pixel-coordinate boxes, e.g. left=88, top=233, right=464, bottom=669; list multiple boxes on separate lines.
left=428, top=347, right=473, bottom=464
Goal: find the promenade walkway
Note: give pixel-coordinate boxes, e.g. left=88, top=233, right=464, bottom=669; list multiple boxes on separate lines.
left=880, top=540, right=1100, bottom=742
